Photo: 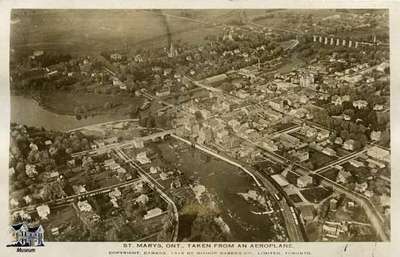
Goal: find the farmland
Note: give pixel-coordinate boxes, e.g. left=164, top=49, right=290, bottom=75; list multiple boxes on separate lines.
left=10, top=9, right=234, bottom=58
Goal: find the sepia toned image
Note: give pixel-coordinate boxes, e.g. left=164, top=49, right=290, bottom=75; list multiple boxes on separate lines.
left=8, top=9, right=390, bottom=244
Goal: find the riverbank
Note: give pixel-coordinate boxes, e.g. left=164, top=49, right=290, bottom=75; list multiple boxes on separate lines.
left=10, top=95, right=131, bottom=131
left=33, top=91, right=144, bottom=116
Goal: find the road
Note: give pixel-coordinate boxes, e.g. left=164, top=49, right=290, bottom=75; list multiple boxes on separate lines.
left=115, top=148, right=179, bottom=242
left=11, top=177, right=143, bottom=214
left=250, top=139, right=389, bottom=241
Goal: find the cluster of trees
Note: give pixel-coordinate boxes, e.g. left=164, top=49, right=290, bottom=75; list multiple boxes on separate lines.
left=9, top=124, right=93, bottom=192
left=32, top=53, right=72, bottom=68
left=298, top=37, right=389, bottom=66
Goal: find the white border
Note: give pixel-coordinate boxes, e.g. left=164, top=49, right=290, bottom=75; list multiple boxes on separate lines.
left=0, top=1, right=398, bottom=257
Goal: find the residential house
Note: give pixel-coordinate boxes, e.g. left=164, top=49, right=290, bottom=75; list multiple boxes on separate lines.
left=136, top=152, right=151, bottom=164
left=370, top=131, right=381, bottom=141
left=336, top=170, right=352, bottom=184
left=367, top=146, right=390, bottom=163
left=353, top=100, right=368, bottom=109
left=25, top=164, right=37, bottom=178
left=144, top=208, right=164, bottom=220
left=331, top=95, right=343, bottom=106
left=343, top=139, right=356, bottom=151
left=349, top=159, right=364, bottom=168
left=334, top=137, right=344, bottom=145
left=317, top=130, right=330, bottom=141
left=355, top=181, right=368, bottom=193
left=136, top=194, right=149, bottom=205
left=291, top=150, right=310, bottom=162
left=297, top=175, right=313, bottom=188
left=36, top=205, right=50, bottom=220
left=322, top=147, right=336, bottom=156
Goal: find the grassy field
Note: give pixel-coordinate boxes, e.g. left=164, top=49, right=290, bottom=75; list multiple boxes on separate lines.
left=10, top=9, right=232, bottom=57
left=40, top=91, right=144, bottom=115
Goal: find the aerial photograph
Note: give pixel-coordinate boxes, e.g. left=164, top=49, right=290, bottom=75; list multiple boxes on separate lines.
left=9, top=9, right=390, bottom=243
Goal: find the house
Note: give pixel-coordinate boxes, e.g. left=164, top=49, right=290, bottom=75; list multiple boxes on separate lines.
left=330, top=198, right=338, bottom=211
left=353, top=100, right=368, bottom=109
left=355, top=181, right=368, bottom=193
left=159, top=172, right=168, bottom=180
left=331, top=95, right=343, bottom=106
left=367, top=158, right=386, bottom=169
left=304, top=127, right=317, bottom=138
left=136, top=152, right=151, bottom=164
left=23, top=195, right=32, bottom=205
left=150, top=166, right=159, bottom=174
left=109, top=188, right=122, bottom=199
left=334, top=137, right=344, bottom=145
left=144, top=207, right=164, bottom=220
left=155, top=87, right=171, bottom=97
left=104, top=159, right=116, bottom=166
left=279, top=133, right=303, bottom=149
left=77, top=200, right=93, bottom=212
left=322, top=224, right=339, bottom=236
left=25, top=164, right=37, bottom=178
left=271, top=174, right=289, bottom=187
left=291, top=150, right=310, bottom=162
left=10, top=223, right=44, bottom=246
left=51, top=227, right=59, bottom=236
left=376, top=61, right=389, bottom=72
left=73, top=185, right=87, bottom=194
left=110, top=53, right=122, bottom=61
left=317, top=130, right=330, bottom=141
left=336, top=170, right=352, bottom=184
left=136, top=194, right=149, bottom=205
left=262, top=140, right=278, bottom=152
left=36, top=205, right=50, bottom=220
left=349, top=159, right=364, bottom=168
left=322, top=147, right=336, bottom=156
left=364, top=190, right=374, bottom=198
left=297, top=175, right=313, bottom=188
left=269, top=99, right=283, bottom=112
left=343, top=139, right=356, bottom=151
left=367, top=146, right=390, bottom=163
left=373, top=104, right=384, bottom=111
left=370, top=131, right=381, bottom=141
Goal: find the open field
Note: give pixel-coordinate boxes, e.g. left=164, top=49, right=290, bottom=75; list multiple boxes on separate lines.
left=10, top=9, right=234, bottom=58
left=38, top=91, right=144, bottom=115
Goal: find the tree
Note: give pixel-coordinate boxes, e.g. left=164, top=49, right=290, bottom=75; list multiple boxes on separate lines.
left=353, top=140, right=361, bottom=150
left=340, top=130, right=350, bottom=140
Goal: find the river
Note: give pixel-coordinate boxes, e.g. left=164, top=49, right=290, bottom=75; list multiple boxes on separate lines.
left=158, top=143, right=277, bottom=242
left=11, top=95, right=126, bottom=131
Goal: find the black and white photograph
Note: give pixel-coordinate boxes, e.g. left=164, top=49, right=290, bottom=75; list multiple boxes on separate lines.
left=2, top=3, right=396, bottom=256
